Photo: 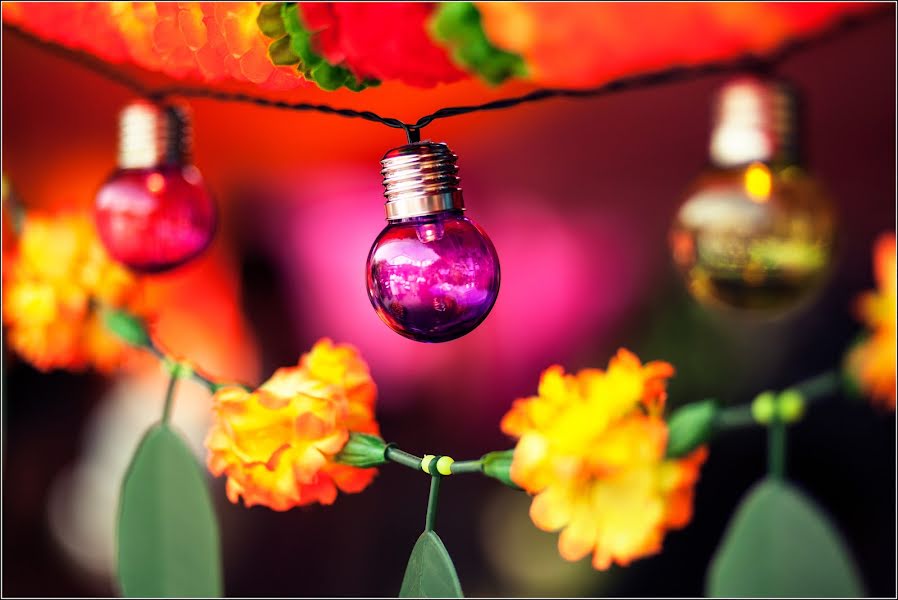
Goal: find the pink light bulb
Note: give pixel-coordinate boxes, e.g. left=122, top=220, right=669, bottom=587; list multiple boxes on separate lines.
left=94, top=101, right=216, bottom=273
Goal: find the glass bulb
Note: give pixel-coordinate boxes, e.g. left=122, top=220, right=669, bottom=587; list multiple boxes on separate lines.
left=367, top=210, right=500, bottom=342
left=94, top=101, right=217, bottom=273
left=670, top=77, right=836, bottom=314
left=95, top=164, right=216, bottom=273
left=670, top=163, right=835, bottom=312
left=366, top=141, right=500, bottom=342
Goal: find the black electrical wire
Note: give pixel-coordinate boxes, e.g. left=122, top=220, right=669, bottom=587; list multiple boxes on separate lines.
left=2, top=6, right=891, bottom=144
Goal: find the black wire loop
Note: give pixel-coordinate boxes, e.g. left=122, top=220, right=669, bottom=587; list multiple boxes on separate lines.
left=2, top=7, right=889, bottom=142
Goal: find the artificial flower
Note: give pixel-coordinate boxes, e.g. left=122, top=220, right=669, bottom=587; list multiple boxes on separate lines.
left=2, top=211, right=146, bottom=372
left=3, top=2, right=304, bottom=90
left=299, top=2, right=465, bottom=88
left=475, top=3, right=870, bottom=88
left=846, top=233, right=896, bottom=410
left=206, top=338, right=380, bottom=510
left=501, top=349, right=707, bottom=569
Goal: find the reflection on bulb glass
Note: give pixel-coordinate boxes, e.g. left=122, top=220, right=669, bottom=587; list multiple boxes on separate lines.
left=366, top=141, right=500, bottom=342
left=94, top=101, right=216, bottom=273
left=671, top=162, right=835, bottom=312
left=670, top=76, right=835, bottom=313
left=368, top=211, right=500, bottom=342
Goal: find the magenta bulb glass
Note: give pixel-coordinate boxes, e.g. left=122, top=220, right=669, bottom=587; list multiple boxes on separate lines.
left=94, top=100, right=216, bottom=273
left=367, top=140, right=500, bottom=342
left=95, top=164, right=216, bottom=273
left=367, top=209, right=500, bottom=342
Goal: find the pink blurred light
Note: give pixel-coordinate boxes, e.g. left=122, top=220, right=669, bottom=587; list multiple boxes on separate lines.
left=264, top=167, right=654, bottom=413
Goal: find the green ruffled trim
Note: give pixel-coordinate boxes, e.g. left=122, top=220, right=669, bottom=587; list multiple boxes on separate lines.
left=257, top=2, right=379, bottom=92
left=429, top=2, right=527, bottom=86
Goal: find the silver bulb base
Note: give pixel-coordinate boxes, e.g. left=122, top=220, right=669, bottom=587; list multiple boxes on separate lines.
left=118, top=100, right=191, bottom=170
left=381, top=141, right=465, bottom=221
left=709, top=77, right=799, bottom=168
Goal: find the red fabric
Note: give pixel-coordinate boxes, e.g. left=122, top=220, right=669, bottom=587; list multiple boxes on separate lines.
left=299, top=2, right=466, bottom=87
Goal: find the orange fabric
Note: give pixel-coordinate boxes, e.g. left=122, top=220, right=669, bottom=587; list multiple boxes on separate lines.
left=477, top=3, right=872, bottom=88
left=2, top=2, right=871, bottom=90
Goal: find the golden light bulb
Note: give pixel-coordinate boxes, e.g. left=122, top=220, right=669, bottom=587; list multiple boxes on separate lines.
left=670, top=77, right=836, bottom=314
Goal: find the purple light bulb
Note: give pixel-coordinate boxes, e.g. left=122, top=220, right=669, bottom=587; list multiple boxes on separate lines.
left=366, top=141, right=500, bottom=342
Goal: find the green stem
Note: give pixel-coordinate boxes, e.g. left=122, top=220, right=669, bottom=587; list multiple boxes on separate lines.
left=385, top=446, right=423, bottom=470
left=767, top=417, right=786, bottom=479
left=793, top=370, right=839, bottom=402
left=161, top=373, right=178, bottom=425
left=716, top=369, right=840, bottom=434
left=146, top=340, right=249, bottom=394
left=384, top=447, right=485, bottom=476
left=425, top=475, right=441, bottom=532
left=716, top=404, right=754, bottom=430
left=449, top=460, right=483, bottom=474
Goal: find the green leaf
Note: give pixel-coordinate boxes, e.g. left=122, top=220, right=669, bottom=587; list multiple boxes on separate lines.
left=102, top=308, right=150, bottom=348
left=481, top=449, right=521, bottom=489
left=429, top=2, right=527, bottom=85
left=256, top=2, right=286, bottom=38
left=707, top=478, right=864, bottom=597
left=311, top=61, right=350, bottom=91
left=400, top=531, right=464, bottom=598
left=666, top=399, right=718, bottom=458
left=268, top=35, right=300, bottom=66
left=117, top=424, right=222, bottom=597
left=335, top=432, right=388, bottom=468
left=278, top=2, right=376, bottom=91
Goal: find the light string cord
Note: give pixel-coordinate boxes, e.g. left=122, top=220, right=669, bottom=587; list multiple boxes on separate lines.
left=3, top=6, right=892, bottom=143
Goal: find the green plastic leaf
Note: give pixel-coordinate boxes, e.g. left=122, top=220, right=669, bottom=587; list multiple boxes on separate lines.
left=311, top=61, right=351, bottom=91
left=400, top=531, right=464, bottom=598
left=117, top=424, right=222, bottom=597
left=666, top=399, right=718, bottom=458
left=256, top=2, right=286, bottom=38
left=335, top=432, right=388, bottom=468
left=268, top=35, right=300, bottom=66
left=429, top=2, right=527, bottom=85
left=481, top=449, right=522, bottom=489
left=707, top=478, right=864, bottom=597
left=103, top=308, right=150, bottom=348
left=279, top=2, right=376, bottom=92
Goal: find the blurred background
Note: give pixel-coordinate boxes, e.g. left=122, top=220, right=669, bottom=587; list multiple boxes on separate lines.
left=2, top=8, right=895, bottom=598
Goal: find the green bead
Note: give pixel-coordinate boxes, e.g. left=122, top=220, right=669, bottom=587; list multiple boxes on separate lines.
left=777, top=389, right=806, bottom=423
left=752, top=391, right=777, bottom=424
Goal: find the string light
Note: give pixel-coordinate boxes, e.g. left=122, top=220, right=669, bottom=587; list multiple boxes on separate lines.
left=367, top=141, right=500, bottom=342
left=5, top=8, right=886, bottom=332
left=669, top=77, right=836, bottom=313
left=95, top=101, right=217, bottom=272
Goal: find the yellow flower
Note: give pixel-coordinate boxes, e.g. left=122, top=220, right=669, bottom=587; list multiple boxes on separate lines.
left=2, top=211, right=146, bottom=372
left=501, top=349, right=707, bottom=570
left=847, top=233, right=896, bottom=410
left=205, top=339, right=380, bottom=511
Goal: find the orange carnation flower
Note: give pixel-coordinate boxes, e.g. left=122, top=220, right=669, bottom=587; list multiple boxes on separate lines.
left=847, top=233, right=896, bottom=410
left=501, top=349, right=707, bottom=570
left=2, top=211, right=146, bottom=372
left=205, top=339, right=380, bottom=510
